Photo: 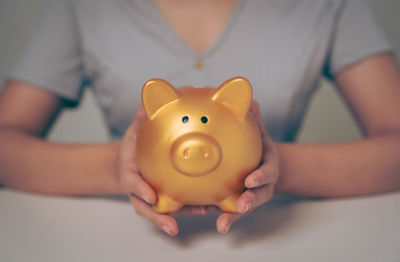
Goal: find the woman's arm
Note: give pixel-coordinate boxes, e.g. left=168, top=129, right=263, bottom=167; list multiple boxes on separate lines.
left=276, top=54, right=400, bottom=197
left=0, top=81, right=203, bottom=236
left=0, top=81, right=121, bottom=195
left=216, top=54, right=400, bottom=233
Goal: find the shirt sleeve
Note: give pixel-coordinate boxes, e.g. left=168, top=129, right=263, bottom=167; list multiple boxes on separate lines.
left=8, top=0, right=85, bottom=103
left=323, top=0, right=392, bottom=80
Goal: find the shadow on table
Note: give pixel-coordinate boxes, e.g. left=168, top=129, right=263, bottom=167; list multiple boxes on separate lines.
left=93, top=192, right=321, bottom=248
left=152, top=195, right=320, bottom=248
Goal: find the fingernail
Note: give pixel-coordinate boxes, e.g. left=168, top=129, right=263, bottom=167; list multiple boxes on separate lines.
left=241, top=202, right=250, bottom=213
left=162, top=225, right=172, bottom=236
left=226, top=223, right=231, bottom=233
left=194, top=207, right=206, bottom=215
left=220, top=222, right=230, bottom=234
left=143, top=195, right=150, bottom=204
left=171, top=227, right=178, bottom=236
left=247, top=179, right=256, bottom=188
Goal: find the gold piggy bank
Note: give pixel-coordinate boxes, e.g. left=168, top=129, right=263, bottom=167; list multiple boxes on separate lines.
left=136, top=77, right=262, bottom=213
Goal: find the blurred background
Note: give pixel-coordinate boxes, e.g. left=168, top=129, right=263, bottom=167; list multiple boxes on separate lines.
left=0, top=0, right=399, bottom=143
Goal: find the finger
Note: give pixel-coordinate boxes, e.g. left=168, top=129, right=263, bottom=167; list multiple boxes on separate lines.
left=121, top=171, right=157, bottom=204
left=250, top=100, right=277, bottom=172
left=249, top=101, right=271, bottom=160
left=248, top=100, right=279, bottom=174
left=216, top=212, right=244, bottom=233
left=244, top=164, right=279, bottom=188
left=206, top=206, right=223, bottom=213
left=236, top=185, right=274, bottom=214
left=129, top=195, right=179, bottom=237
left=249, top=100, right=268, bottom=136
left=249, top=100, right=258, bottom=116
left=130, top=105, right=146, bottom=134
left=122, top=105, right=146, bottom=145
left=169, top=206, right=207, bottom=216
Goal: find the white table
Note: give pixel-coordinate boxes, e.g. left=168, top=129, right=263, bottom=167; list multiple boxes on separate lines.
left=1, top=188, right=399, bottom=262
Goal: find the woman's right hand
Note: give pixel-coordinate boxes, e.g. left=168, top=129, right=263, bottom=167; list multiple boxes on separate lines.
left=117, top=105, right=207, bottom=237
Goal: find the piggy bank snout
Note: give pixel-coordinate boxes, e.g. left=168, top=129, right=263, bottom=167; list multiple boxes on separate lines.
left=170, top=133, right=222, bottom=177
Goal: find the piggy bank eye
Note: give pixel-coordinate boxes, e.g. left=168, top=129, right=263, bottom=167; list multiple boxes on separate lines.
left=201, top=116, right=208, bottom=124
left=182, top=116, right=189, bottom=123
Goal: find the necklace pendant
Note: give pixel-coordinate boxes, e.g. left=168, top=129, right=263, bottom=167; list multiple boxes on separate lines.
left=195, top=59, right=205, bottom=70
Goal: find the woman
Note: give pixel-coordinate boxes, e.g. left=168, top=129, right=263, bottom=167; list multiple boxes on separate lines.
left=0, top=0, right=399, bottom=237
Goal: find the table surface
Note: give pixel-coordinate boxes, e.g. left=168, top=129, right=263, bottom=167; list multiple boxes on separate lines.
left=1, top=188, right=399, bottom=262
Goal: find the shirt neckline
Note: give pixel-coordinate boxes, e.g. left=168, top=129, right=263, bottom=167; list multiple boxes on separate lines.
left=141, top=0, right=245, bottom=59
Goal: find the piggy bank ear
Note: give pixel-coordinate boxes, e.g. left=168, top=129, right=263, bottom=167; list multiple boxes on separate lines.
left=142, top=79, right=180, bottom=119
left=212, top=77, right=252, bottom=119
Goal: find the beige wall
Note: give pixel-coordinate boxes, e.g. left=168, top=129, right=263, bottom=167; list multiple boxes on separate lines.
left=0, top=0, right=399, bottom=143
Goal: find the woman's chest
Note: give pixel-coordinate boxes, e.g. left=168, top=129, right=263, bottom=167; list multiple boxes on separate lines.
left=74, top=0, right=338, bottom=140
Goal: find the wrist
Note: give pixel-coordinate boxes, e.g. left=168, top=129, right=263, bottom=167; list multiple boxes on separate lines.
left=102, top=142, right=124, bottom=194
left=274, top=142, right=291, bottom=195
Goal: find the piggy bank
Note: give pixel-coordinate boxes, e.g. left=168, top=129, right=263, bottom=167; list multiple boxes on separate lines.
left=136, top=77, right=262, bottom=213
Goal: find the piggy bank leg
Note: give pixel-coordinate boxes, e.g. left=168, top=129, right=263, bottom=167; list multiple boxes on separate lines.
left=153, top=193, right=183, bottom=213
left=217, top=194, right=240, bottom=213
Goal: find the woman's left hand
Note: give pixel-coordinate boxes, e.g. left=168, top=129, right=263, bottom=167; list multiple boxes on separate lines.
left=213, top=100, right=280, bottom=233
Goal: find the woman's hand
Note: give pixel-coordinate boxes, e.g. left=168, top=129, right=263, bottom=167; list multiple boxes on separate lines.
left=214, top=100, right=280, bottom=233
left=117, top=105, right=207, bottom=237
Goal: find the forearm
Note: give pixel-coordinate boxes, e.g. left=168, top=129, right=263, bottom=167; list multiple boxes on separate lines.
left=276, top=133, right=400, bottom=197
left=0, top=128, right=122, bottom=195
